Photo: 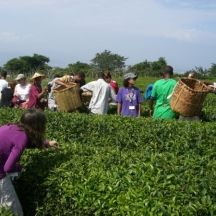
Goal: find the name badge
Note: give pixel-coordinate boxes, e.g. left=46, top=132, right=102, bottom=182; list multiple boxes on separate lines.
left=129, top=106, right=135, bottom=110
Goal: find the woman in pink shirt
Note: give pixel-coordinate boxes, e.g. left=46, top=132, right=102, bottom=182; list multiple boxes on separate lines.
left=0, top=109, right=57, bottom=216
left=27, top=72, right=48, bottom=110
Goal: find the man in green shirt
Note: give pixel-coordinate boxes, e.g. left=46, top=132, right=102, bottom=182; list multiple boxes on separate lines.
left=150, top=66, right=177, bottom=119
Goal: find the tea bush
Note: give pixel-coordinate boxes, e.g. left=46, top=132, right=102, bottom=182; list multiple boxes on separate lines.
left=0, top=103, right=216, bottom=215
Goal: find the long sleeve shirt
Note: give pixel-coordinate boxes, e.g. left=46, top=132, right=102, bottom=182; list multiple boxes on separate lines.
left=0, top=124, right=29, bottom=179
left=27, top=84, right=42, bottom=108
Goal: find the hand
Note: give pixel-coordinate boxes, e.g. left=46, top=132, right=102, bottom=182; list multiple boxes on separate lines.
left=43, top=88, right=48, bottom=94
left=48, top=140, right=58, bottom=149
left=147, top=109, right=153, bottom=117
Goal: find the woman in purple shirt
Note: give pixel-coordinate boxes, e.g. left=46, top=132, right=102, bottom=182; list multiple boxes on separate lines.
left=0, top=109, right=57, bottom=216
left=117, top=73, right=142, bottom=117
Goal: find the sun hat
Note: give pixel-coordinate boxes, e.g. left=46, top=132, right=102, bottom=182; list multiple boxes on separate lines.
left=15, top=74, right=26, bottom=81
left=123, top=72, right=137, bottom=80
left=30, top=72, right=45, bottom=80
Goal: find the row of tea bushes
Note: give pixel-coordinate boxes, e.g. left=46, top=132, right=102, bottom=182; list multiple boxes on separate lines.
left=0, top=107, right=216, bottom=215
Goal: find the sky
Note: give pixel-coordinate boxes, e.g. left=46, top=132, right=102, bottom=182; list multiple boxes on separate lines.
left=0, top=0, right=216, bottom=72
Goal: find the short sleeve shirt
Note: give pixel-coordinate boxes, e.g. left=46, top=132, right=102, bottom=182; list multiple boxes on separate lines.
left=117, top=87, right=142, bottom=117
left=151, top=79, right=177, bottom=119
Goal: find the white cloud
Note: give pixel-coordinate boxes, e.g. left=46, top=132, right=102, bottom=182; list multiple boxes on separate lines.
left=0, top=32, right=19, bottom=42
left=0, top=31, right=32, bottom=42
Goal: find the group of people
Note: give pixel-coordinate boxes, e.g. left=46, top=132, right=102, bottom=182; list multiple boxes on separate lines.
left=0, top=71, right=46, bottom=109
left=0, top=71, right=86, bottom=111
left=0, top=65, right=182, bottom=119
left=80, top=66, right=177, bottom=119
left=1, top=64, right=214, bottom=216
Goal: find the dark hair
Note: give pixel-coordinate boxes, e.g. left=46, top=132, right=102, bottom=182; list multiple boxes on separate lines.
left=19, top=109, right=47, bottom=148
left=8, top=80, right=17, bottom=92
left=75, top=72, right=86, bottom=79
left=163, top=65, right=173, bottom=76
left=1, top=71, right=7, bottom=79
left=123, top=78, right=130, bottom=88
left=69, top=72, right=75, bottom=76
left=54, top=74, right=61, bottom=78
left=98, top=71, right=112, bottom=80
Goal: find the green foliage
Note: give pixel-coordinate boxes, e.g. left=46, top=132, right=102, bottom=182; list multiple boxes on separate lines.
left=0, top=97, right=216, bottom=215
left=68, top=61, right=91, bottom=73
left=0, top=207, right=14, bottom=216
left=91, top=50, right=127, bottom=73
left=4, top=54, right=50, bottom=76
left=209, top=63, right=216, bottom=77
left=130, top=57, right=167, bottom=77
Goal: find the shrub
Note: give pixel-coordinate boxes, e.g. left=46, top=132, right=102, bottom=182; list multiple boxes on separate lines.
left=0, top=107, right=216, bottom=215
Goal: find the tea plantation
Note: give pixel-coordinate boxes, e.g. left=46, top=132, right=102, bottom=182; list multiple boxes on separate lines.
left=0, top=93, right=216, bottom=215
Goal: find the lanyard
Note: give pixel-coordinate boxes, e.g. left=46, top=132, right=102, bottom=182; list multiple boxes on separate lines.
left=127, top=88, right=135, bottom=103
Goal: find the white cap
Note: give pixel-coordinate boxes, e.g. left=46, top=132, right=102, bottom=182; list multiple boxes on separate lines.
left=15, top=74, right=25, bottom=81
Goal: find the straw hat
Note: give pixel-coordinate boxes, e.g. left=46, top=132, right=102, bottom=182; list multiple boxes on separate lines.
left=30, top=72, right=45, bottom=80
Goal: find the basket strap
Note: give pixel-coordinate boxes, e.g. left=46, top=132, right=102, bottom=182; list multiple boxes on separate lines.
left=174, top=83, right=184, bottom=107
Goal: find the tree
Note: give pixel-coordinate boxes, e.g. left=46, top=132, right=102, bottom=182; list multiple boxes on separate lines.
left=130, top=57, right=167, bottom=77
left=183, top=66, right=209, bottom=79
left=4, top=54, right=50, bottom=75
left=91, top=50, right=127, bottom=74
left=68, top=61, right=92, bottom=73
left=209, top=64, right=216, bottom=77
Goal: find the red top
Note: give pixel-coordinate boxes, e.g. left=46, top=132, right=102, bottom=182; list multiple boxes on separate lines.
left=110, top=80, right=119, bottom=94
left=27, top=84, right=42, bottom=108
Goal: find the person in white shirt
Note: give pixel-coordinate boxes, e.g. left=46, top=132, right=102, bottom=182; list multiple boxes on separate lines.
left=13, top=74, right=30, bottom=107
left=47, top=74, right=61, bottom=111
left=0, top=71, right=8, bottom=101
left=81, top=72, right=116, bottom=114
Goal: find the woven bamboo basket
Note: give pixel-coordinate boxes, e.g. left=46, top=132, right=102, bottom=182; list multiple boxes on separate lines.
left=53, top=83, right=82, bottom=112
left=170, top=78, right=210, bottom=116
left=81, top=91, right=92, bottom=105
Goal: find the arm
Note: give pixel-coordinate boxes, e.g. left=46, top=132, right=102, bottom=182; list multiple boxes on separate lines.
left=37, top=88, right=48, bottom=99
left=137, top=89, right=143, bottom=117
left=13, top=85, right=18, bottom=97
left=116, top=89, right=122, bottom=115
left=149, top=97, right=155, bottom=116
left=4, top=143, right=25, bottom=173
left=110, top=88, right=117, bottom=102
left=117, top=103, right=121, bottom=115
left=81, top=81, right=96, bottom=92
left=138, top=104, right=141, bottom=117
left=55, top=79, right=68, bottom=88
left=42, top=140, right=58, bottom=149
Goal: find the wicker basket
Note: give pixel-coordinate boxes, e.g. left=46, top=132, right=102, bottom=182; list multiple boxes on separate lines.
left=81, top=91, right=92, bottom=105
left=170, top=78, right=210, bottom=116
left=53, top=83, right=82, bottom=112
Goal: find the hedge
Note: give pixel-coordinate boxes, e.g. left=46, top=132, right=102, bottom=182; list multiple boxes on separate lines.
left=0, top=105, right=216, bottom=215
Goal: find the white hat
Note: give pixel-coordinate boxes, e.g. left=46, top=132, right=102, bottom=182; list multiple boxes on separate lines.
left=123, top=72, right=137, bottom=80
left=15, top=74, right=26, bottom=81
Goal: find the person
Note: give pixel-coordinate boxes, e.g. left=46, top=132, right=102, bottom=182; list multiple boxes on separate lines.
left=27, top=72, right=48, bottom=110
left=81, top=72, right=116, bottom=114
left=149, top=66, right=177, bottom=119
left=13, top=74, right=31, bottom=108
left=144, top=83, right=154, bottom=101
left=116, top=72, right=142, bottom=117
left=103, top=71, right=119, bottom=94
left=55, top=72, right=86, bottom=88
left=0, top=71, right=8, bottom=102
left=0, top=81, right=16, bottom=107
left=47, top=74, right=61, bottom=111
left=188, top=72, right=196, bottom=79
left=0, top=109, right=58, bottom=216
